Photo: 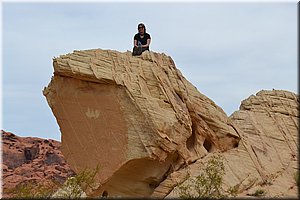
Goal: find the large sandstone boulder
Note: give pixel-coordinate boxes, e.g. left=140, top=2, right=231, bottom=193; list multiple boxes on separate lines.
left=43, top=49, right=240, bottom=197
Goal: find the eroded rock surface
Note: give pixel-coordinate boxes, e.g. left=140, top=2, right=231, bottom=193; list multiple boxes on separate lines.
left=165, top=89, right=299, bottom=198
left=228, top=90, right=298, bottom=197
left=1, top=131, right=75, bottom=198
left=43, top=49, right=240, bottom=197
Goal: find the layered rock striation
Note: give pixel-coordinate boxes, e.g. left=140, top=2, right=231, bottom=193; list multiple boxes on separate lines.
left=165, top=89, right=299, bottom=198
left=43, top=49, right=298, bottom=198
left=228, top=90, right=298, bottom=197
left=43, top=49, right=240, bottom=197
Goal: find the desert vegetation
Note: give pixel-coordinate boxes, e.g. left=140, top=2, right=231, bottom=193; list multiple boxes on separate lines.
left=6, top=165, right=100, bottom=199
left=176, top=155, right=240, bottom=198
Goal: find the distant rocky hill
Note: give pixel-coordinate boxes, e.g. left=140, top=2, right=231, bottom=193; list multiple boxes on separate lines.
left=1, top=131, right=75, bottom=198
left=2, top=49, right=298, bottom=198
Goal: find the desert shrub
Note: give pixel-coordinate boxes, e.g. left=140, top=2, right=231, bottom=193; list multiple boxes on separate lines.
left=226, top=184, right=240, bottom=197
left=177, top=155, right=226, bottom=199
left=294, top=171, right=299, bottom=187
left=6, top=179, right=59, bottom=199
left=7, top=165, right=100, bottom=199
left=53, top=164, right=100, bottom=198
left=248, top=188, right=266, bottom=196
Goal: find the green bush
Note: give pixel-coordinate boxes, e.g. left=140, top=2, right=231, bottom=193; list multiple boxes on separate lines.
left=226, top=184, right=240, bottom=197
left=6, top=179, right=59, bottom=199
left=294, top=171, right=299, bottom=187
left=249, top=189, right=266, bottom=196
left=53, top=165, right=100, bottom=198
left=177, top=155, right=226, bottom=199
left=7, top=165, right=100, bottom=199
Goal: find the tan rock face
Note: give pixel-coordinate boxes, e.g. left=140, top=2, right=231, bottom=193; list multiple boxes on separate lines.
left=165, top=89, right=299, bottom=198
left=227, top=90, right=298, bottom=197
left=1, top=131, right=75, bottom=198
left=43, top=49, right=240, bottom=197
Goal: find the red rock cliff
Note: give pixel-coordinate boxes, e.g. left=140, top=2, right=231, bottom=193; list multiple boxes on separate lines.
left=1, top=130, right=75, bottom=198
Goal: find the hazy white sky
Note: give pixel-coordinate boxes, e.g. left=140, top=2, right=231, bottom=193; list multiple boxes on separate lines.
left=1, top=0, right=298, bottom=141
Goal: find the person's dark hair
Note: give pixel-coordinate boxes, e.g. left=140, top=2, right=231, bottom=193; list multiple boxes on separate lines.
left=138, top=23, right=146, bottom=33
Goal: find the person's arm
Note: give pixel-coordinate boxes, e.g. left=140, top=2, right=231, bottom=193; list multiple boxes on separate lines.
left=134, top=39, right=138, bottom=47
left=142, top=38, right=151, bottom=48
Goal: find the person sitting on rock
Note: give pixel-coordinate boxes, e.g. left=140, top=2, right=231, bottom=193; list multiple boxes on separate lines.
left=132, top=23, right=151, bottom=56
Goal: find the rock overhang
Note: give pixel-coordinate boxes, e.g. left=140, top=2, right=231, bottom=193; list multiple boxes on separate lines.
left=43, top=49, right=241, bottom=197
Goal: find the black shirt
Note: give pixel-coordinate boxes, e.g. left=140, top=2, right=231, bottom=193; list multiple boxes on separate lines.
left=134, top=33, right=151, bottom=50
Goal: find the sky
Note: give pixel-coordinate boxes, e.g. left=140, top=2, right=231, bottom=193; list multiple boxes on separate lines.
left=1, top=1, right=298, bottom=141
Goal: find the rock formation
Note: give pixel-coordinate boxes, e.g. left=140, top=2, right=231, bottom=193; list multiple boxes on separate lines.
left=43, top=49, right=298, bottom=198
left=164, top=89, right=299, bottom=198
left=1, top=131, right=75, bottom=198
left=229, top=90, right=298, bottom=197
left=43, top=49, right=240, bottom=197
